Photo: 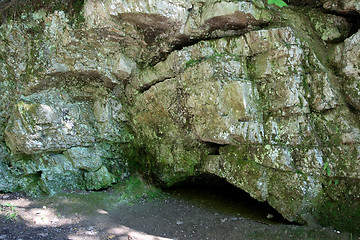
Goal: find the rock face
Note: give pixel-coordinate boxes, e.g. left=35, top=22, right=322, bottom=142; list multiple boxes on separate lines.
left=1, top=0, right=360, bottom=231
left=334, top=29, right=360, bottom=111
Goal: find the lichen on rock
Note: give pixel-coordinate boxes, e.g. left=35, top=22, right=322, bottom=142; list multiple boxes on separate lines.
left=1, top=0, right=360, bottom=233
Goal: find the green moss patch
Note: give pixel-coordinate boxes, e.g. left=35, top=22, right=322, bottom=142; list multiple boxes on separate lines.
left=38, top=175, right=165, bottom=216
left=314, top=179, right=360, bottom=236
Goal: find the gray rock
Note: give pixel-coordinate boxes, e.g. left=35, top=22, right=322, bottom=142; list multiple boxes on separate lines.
left=4, top=91, right=96, bottom=154
left=323, top=0, right=360, bottom=14
left=84, top=166, right=116, bottom=190
left=1, top=0, right=360, bottom=229
left=335, top=30, right=360, bottom=110
left=64, top=147, right=103, bottom=172
left=307, top=9, right=351, bottom=42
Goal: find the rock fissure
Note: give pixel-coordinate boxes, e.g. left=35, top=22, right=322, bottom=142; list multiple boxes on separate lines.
left=1, top=0, right=360, bottom=234
left=138, top=77, right=175, bottom=94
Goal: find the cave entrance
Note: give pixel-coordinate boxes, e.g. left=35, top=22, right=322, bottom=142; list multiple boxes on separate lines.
left=164, top=174, right=291, bottom=225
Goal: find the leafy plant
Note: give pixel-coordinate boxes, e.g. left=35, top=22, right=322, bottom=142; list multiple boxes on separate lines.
left=323, top=161, right=339, bottom=186
left=323, top=161, right=331, bottom=177
left=1, top=203, right=18, bottom=221
left=268, top=0, right=288, bottom=8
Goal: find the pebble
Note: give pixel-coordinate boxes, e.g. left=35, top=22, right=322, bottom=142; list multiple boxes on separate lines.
left=219, top=218, right=227, bottom=223
left=176, top=221, right=183, bottom=225
left=0, top=235, right=7, bottom=239
left=231, top=217, right=238, bottom=221
left=2, top=195, right=9, bottom=199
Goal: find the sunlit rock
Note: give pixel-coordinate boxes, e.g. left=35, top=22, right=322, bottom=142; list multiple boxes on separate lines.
left=323, top=0, right=360, bottom=14
left=5, top=91, right=96, bottom=154
left=334, top=30, right=360, bottom=110
left=1, top=0, right=360, bottom=230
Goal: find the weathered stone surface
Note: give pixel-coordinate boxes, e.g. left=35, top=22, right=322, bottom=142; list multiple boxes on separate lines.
left=5, top=91, right=96, bottom=154
left=182, top=1, right=272, bottom=38
left=84, top=165, right=116, bottom=190
left=1, top=0, right=360, bottom=231
left=334, top=30, right=360, bottom=110
left=84, top=0, right=271, bottom=64
left=307, top=9, right=351, bottom=42
left=323, top=0, right=360, bottom=14
left=127, top=22, right=359, bottom=224
left=64, top=147, right=103, bottom=172
left=0, top=143, right=17, bottom=192
left=0, top=9, right=134, bottom=193
left=84, top=0, right=191, bottom=28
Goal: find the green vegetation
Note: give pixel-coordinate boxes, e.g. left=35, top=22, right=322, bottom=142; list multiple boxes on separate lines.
left=112, top=176, right=165, bottom=203
left=268, top=0, right=288, bottom=8
left=323, top=161, right=339, bottom=186
left=1, top=203, right=18, bottom=221
left=34, top=175, right=165, bottom=218
left=315, top=199, right=360, bottom=236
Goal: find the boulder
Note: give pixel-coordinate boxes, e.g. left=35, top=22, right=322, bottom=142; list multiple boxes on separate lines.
left=127, top=26, right=359, bottom=223
left=334, top=30, right=360, bottom=110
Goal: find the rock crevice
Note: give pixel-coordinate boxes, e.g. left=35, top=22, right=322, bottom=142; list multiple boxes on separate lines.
left=1, top=0, right=360, bottom=232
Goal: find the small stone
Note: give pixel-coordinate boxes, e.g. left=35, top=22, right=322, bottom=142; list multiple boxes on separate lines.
left=220, top=218, right=227, bottom=223
left=231, top=217, right=238, bottom=221
left=176, top=221, right=183, bottom=225
left=266, top=214, right=273, bottom=219
left=38, top=233, right=48, bottom=237
left=0, top=235, right=7, bottom=239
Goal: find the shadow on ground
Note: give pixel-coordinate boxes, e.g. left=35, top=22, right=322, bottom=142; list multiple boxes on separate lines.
left=0, top=176, right=356, bottom=240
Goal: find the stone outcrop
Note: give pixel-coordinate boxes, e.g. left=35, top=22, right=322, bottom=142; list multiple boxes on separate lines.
left=323, top=0, right=360, bottom=14
left=334, top=30, right=360, bottom=111
left=84, top=0, right=272, bottom=65
left=1, top=0, right=360, bottom=232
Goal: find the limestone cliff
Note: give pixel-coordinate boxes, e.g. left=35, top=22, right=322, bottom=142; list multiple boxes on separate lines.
left=0, top=0, right=360, bottom=232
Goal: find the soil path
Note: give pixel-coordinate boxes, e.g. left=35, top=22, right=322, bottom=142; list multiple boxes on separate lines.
left=0, top=189, right=355, bottom=240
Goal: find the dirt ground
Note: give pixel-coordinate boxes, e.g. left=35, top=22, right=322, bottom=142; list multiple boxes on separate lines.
left=0, top=182, right=357, bottom=240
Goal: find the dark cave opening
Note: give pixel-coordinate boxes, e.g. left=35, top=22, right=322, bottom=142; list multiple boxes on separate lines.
left=204, top=142, right=226, bottom=156
left=164, top=173, right=292, bottom=225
